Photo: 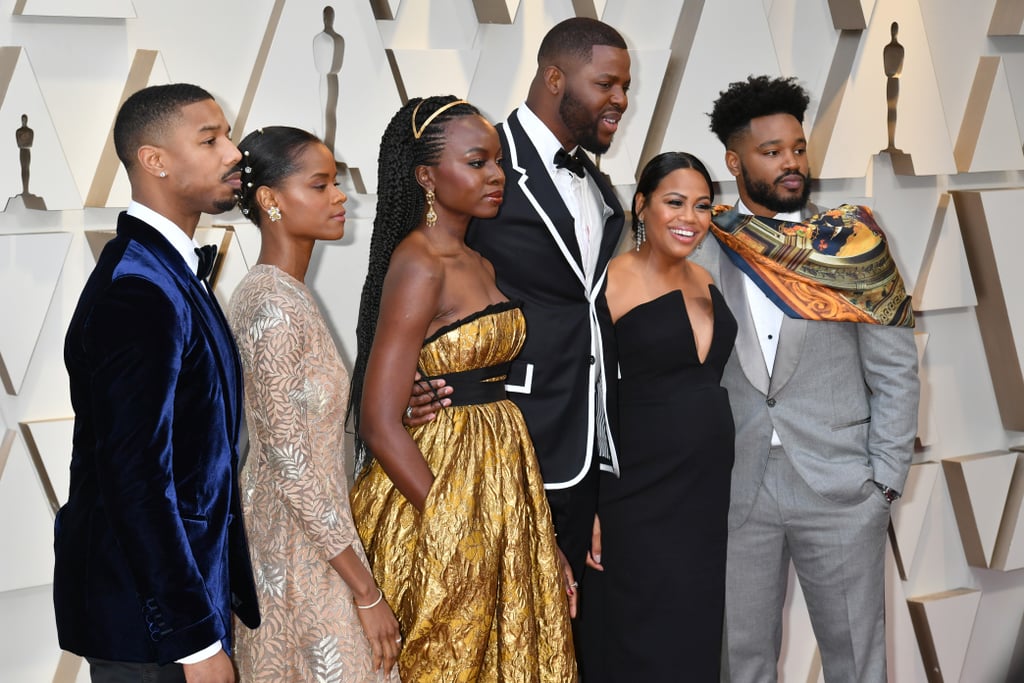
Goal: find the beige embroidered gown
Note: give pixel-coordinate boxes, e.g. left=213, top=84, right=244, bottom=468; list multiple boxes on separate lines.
left=351, top=302, right=577, bottom=682
left=229, top=265, right=398, bottom=683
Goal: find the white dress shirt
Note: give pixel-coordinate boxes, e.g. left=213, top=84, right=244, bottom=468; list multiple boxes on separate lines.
left=735, top=200, right=803, bottom=448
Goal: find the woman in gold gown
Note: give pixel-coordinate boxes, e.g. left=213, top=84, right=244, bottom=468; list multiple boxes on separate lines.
left=348, top=96, right=576, bottom=681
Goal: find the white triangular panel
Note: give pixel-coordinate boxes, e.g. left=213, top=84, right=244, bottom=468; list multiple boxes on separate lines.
left=976, top=189, right=1024, bottom=367
left=912, top=195, right=977, bottom=312
left=909, top=588, right=981, bottom=683
left=890, top=462, right=939, bottom=576
left=658, top=0, right=782, bottom=183
left=380, top=0, right=482, bottom=49
left=12, top=0, right=135, bottom=17
left=992, top=452, right=1024, bottom=571
left=0, top=431, right=58, bottom=592
left=820, top=0, right=956, bottom=178
left=245, top=1, right=402, bottom=194
left=87, top=51, right=171, bottom=209
left=20, top=417, right=74, bottom=511
left=866, top=155, right=938, bottom=296
left=389, top=49, right=481, bottom=101
left=0, top=232, right=72, bottom=395
left=961, top=451, right=1017, bottom=565
left=0, top=47, right=82, bottom=210
left=965, top=59, right=1024, bottom=173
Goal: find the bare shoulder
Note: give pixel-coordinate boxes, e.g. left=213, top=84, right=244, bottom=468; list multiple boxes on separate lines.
left=388, top=232, right=444, bottom=283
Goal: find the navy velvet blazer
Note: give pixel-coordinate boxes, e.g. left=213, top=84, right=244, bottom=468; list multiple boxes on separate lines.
left=467, top=110, right=623, bottom=488
left=55, top=213, right=259, bottom=665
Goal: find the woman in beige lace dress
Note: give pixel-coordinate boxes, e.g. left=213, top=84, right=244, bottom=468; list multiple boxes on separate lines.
left=228, top=126, right=400, bottom=682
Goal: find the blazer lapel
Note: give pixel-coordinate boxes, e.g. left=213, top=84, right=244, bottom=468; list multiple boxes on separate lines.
left=120, top=214, right=242, bottom=443
left=501, top=113, right=586, bottom=285
left=769, top=316, right=806, bottom=396
left=719, top=250, right=771, bottom=395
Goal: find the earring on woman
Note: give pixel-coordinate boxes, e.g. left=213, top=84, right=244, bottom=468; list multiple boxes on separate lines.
left=424, top=190, right=437, bottom=228
left=634, top=218, right=646, bottom=251
left=268, top=205, right=282, bottom=223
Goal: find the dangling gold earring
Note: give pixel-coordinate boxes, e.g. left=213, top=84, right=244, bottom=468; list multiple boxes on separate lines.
left=424, top=190, right=437, bottom=228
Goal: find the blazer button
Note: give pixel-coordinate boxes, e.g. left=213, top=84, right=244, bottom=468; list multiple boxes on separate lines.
left=766, top=398, right=777, bottom=407
left=588, top=355, right=596, bottom=365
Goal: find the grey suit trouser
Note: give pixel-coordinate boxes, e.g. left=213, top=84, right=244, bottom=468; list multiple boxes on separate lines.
left=723, top=447, right=891, bottom=683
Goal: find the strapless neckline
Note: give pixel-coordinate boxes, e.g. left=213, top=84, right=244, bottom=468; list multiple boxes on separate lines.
left=423, top=300, right=521, bottom=346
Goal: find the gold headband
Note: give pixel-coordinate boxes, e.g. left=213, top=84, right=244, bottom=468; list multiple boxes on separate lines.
left=411, top=99, right=469, bottom=139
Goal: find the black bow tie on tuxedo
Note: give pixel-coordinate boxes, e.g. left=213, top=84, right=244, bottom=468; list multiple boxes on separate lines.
left=554, top=148, right=586, bottom=178
left=195, top=244, right=217, bottom=282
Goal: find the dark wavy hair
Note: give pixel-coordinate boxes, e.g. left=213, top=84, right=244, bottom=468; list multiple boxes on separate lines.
left=632, top=152, right=715, bottom=238
left=347, top=95, right=481, bottom=475
left=708, top=75, right=810, bottom=148
left=114, top=83, right=213, bottom=172
left=234, top=126, right=323, bottom=227
left=537, top=17, right=627, bottom=66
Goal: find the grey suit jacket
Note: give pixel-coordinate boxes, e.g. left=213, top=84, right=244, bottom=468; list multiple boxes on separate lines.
left=695, top=207, right=919, bottom=530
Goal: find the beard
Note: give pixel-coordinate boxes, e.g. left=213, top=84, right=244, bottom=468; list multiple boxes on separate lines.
left=212, top=195, right=238, bottom=214
left=558, top=85, right=611, bottom=155
left=741, top=164, right=812, bottom=214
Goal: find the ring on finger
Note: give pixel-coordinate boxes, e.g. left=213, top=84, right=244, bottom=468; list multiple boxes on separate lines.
left=570, top=581, right=579, bottom=588
left=405, top=406, right=413, bottom=419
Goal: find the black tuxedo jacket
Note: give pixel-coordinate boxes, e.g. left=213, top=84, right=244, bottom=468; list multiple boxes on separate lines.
left=467, top=109, right=623, bottom=490
left=55, top=213, right=259, bottom=664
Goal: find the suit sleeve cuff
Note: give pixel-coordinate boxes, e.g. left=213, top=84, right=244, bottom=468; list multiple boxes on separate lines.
left=175, top=641, right=222, bottom=664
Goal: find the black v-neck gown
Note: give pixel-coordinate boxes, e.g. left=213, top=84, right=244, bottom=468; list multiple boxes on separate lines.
left=581, top=286, right=738, bottom=681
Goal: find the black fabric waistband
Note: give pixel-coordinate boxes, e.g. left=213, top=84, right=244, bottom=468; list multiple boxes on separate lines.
left=420, top=362, right=511, bottom=407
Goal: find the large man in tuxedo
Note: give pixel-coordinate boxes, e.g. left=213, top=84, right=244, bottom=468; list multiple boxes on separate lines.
left=465, top=17, right=630, bottom=592
left=697, top=75, right=919, bottom=682
left=55, top=83, right=259, bottom=683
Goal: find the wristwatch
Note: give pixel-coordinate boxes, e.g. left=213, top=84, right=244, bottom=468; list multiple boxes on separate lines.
left=874, top=481, right=901, bottom=503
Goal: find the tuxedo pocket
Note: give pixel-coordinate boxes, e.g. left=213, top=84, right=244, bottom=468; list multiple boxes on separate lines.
left=831, top=416, right=871, bottom=431
left=505, top=360, right=534, bottom=394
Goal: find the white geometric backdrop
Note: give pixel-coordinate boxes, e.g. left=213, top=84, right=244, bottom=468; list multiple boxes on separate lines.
left=1, top=1, right=1023, bottom=681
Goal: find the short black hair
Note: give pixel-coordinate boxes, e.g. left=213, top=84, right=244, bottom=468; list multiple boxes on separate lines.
left=708, top=75, right=809, bottom=148
left=537, top=17, right=627, bottom=66
left=234, top=126, right=323, bottom=227
left=113, top=83, right=214, bottom=172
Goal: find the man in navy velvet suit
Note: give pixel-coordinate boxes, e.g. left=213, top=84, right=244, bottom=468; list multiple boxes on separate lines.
left=55, top=84, right=259, bottom=683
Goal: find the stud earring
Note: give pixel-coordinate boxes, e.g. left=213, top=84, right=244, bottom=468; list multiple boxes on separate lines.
left=267, top=205, right=282, bottom=223
left=159, top=171, right=167, bottom=178
left=634, top=218, right=646, bottom=251
left=424, top=190, right=437, bottom=228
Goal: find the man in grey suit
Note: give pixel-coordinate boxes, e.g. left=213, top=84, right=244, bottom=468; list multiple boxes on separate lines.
left=697, top=75, right=919, bottom=682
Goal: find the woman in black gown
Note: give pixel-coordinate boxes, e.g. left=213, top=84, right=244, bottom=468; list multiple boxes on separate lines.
left=581, top=152, right=737, bottom=681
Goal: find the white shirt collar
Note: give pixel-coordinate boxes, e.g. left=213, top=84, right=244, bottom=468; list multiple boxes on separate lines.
left=126, top=201, right=201, bottom=274
left=516, top=103, right=577, bottom=175
left=735, top=198, right=803, bottom=223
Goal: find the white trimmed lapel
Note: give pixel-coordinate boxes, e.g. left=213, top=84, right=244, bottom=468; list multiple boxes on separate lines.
left=502, top=113, right=587, bottom=288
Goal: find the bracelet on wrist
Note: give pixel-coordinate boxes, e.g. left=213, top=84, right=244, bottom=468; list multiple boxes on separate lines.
left=355, top=587, right=384, bottom=610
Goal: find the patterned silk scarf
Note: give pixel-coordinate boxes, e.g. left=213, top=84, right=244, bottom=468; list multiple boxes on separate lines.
left=710, top=204, right=915, bottom=327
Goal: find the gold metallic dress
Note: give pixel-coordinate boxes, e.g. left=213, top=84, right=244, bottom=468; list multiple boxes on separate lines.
left=351, top=302, right=576, bottom=682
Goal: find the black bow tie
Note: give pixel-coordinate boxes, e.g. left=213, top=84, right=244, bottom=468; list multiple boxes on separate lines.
left=554, top=148, right=586, bottom=178
left=195, top=244, right=217, bottom=282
